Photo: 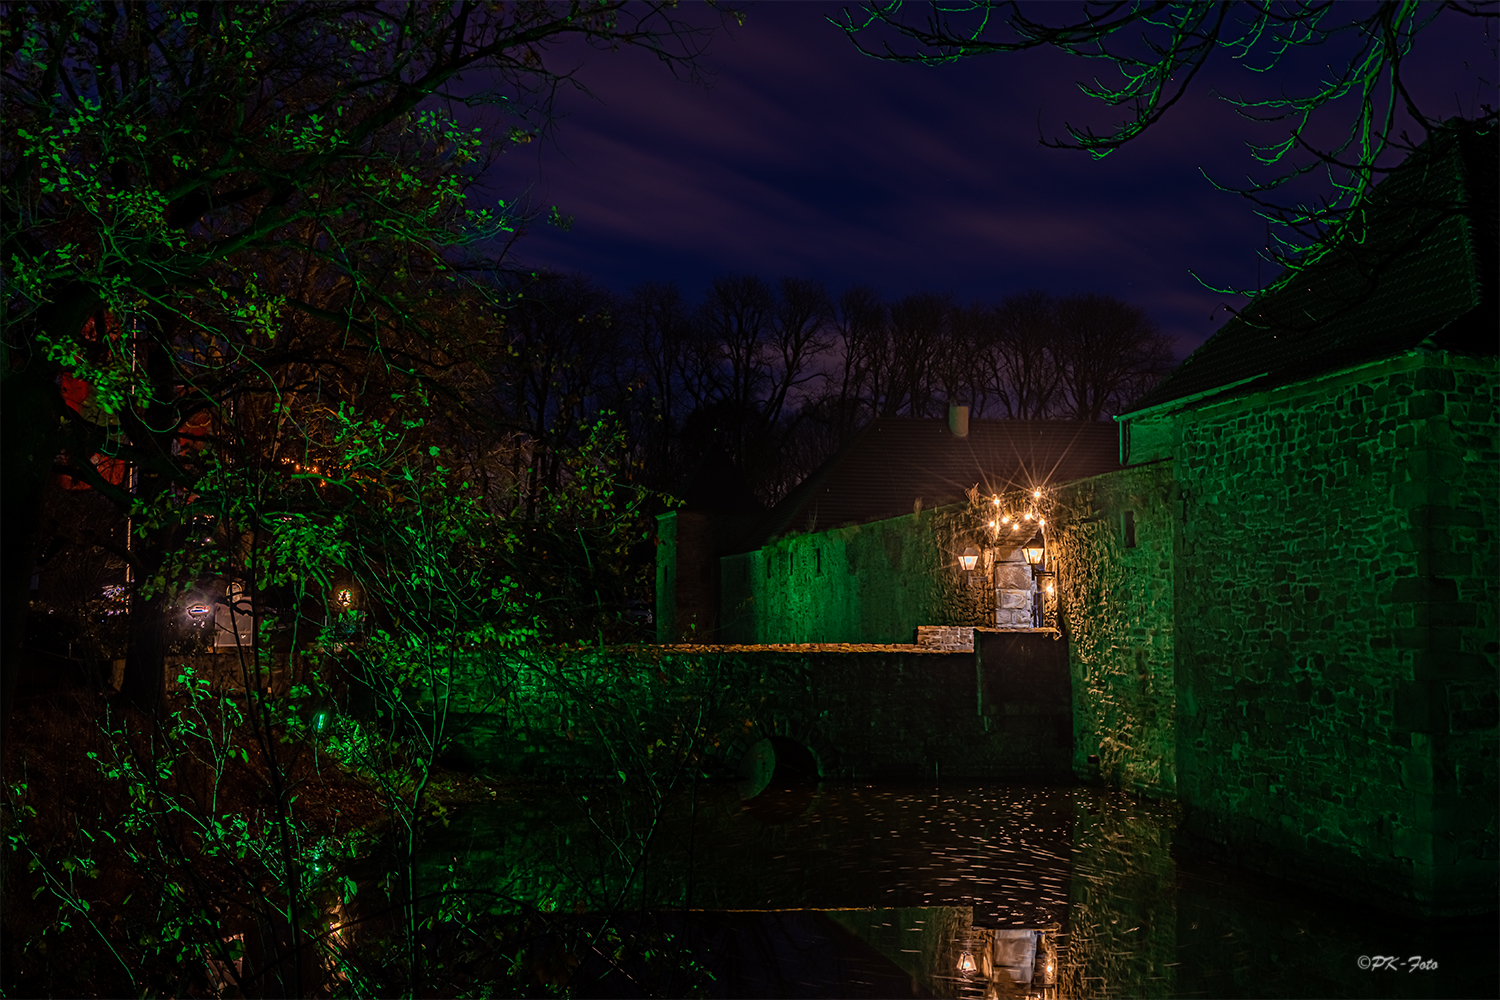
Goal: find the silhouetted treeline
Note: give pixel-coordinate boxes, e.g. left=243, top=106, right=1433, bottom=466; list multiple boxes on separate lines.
left=489, top=271, right=1174, bottom=507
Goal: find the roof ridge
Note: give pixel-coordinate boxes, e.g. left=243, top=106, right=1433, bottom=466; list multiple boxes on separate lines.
left=1126, top=118, right=1497, bottom=415
left=730, top=417, right=1121, bottom=550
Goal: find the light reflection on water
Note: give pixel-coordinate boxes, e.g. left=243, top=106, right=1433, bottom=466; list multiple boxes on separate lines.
left=431, top=783, right=1497, bottom=999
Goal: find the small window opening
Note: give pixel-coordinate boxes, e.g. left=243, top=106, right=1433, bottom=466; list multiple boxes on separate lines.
left=815, top=549, right=822, bottom=575
left=766, top=555, right=772, bottom=578
left=1123, top=510, right=1137, bottom=549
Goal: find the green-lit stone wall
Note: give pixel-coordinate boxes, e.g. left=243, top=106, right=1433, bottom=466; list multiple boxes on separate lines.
left=1169, top=351, right=1498, bottom=915
left=719, top=508, right=994, bottom=645
left=655, top=510, right=762, bottom=642
left=1051, top=461, right=1177, bottom=796
left=654, top=510, right=681, bottom=641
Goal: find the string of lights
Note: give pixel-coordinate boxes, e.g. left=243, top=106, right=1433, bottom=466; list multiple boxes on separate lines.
left=980, top=487, right=1055, bottom=543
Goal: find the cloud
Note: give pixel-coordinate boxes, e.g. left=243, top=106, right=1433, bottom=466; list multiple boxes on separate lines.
left=477, top=0, right=1483, bottom=358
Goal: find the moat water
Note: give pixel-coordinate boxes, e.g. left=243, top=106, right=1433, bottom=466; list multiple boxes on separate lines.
left=428, top=783, right=1496, bottom=998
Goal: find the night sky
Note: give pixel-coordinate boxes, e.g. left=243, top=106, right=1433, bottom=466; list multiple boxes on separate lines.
left=488, top=2, right=1495, bottom=358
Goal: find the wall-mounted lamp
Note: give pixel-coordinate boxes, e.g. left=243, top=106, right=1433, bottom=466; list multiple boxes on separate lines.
left=1022, top=530, right=1053, bottom=628
left=1021, top=532, right=1045, bottom=568
left=959, top=546, right=980, bottom=572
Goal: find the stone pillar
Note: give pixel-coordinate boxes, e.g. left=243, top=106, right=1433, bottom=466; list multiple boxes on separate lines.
left=655, top=510, right=758, bottom=644
left=993, top=548, right=1035, bottom=628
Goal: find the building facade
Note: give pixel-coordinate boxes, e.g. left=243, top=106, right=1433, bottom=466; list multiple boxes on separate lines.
left=656, top=416, right=1120, bottom=644
left=652, top=120, right=1497, bottom=915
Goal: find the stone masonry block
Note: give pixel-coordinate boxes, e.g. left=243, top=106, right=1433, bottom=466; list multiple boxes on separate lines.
left=1393, top=478, right=1451, bottom=506
left=1446, top=683, right=1500, bottom=731
left=1407, top=505, right=1483, bottom=528
left=916, top=625, right=974, bottom=651
left=1393, top=626, right=1466, bottom=651
left=1412, top=414, right=1457, bottom=448
left=1394, top=680, right=1450, bottom=733
left=998, top=589, right=1032, bottom=610
left=1421, top=550, right=1475, bottom=576
left=1398, top=448, right=1467, bottom=481
left=1423, top=792, right=1493, bottom=834
left=1390, top=577, right=1459, bottom=603
left=1411, top=602, right=1477, bottom=627
left=1408, top=391, right=1447, bottom=418
left=1413, top=367, right=1456, bottom=391
left=995, top=564, right=1032, bottom=589
left=1411, top=650, right=1496, bottom=680
left=1400, top=751, right=1435, bottom=792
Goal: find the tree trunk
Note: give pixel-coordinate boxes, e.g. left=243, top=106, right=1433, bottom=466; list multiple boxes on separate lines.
left=122, top=567, right=169, bottom=712
left=0, top=290, right=97, bottom=749
left=0, top=362, right=65, bottom=748
left=120, top=312, right=183, bottom=715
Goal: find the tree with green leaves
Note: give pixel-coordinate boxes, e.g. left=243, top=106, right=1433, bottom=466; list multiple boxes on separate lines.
left=1, top=1, right=729, bottom=725
left=2, top=407, right=672, bottom=995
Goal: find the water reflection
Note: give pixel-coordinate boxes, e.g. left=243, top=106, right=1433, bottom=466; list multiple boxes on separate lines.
left=428, top=783, right=1496, bottom=999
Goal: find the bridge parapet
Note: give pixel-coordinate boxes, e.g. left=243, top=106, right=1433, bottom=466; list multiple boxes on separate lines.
left=424, top=634, right=1072, bottom=783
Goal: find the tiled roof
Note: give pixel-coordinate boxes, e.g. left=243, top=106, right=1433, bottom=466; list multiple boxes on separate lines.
left=736, top=418, right=1120, bottom=549
left=1127, top=118, right=1498, bottom=415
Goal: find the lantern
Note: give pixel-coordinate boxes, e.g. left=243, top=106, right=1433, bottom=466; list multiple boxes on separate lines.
left=1021, top=531, right=1045, bottom=568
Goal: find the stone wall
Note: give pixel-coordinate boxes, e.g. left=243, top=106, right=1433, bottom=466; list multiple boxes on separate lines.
left=644, top=352, right=1496, bottom=916
left=916, top=625, right=973, bottom=651
left=1050, top=461, right=1177, bottom=797
left=655, top=510, right=759, bottom=643
left=427, top=637, right=1073, bottom=783
left=1165, top=350, right=1497, bottom=916
left=718, top=507, right=998, bottom=645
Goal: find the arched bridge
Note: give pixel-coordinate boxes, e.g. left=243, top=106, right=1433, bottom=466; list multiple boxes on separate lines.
left=708, top=630, right=1073, bottom=788
left=436, top=629, right=1074, bottom=787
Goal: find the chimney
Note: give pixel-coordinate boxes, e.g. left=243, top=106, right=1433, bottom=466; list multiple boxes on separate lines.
left=948, top=404, right=969, bottom=438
